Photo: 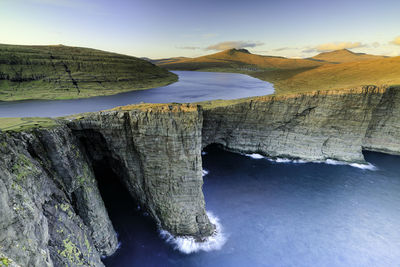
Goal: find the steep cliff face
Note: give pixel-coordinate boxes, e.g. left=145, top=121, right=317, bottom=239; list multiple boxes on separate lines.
left=202, top=86, right=400, bottom=162
left=0, top=127, right=117, bottom=267
left=0, top=103, right=215, bottom=266
left=1, top=86, right=399, bottom=266
left=363, top=86, right=400, bottom=154
left=68, top=104, right=214, bottom=239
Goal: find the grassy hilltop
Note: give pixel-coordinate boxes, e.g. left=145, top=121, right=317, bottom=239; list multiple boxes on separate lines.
left=310, top=49, right=387, bottom=63
left=158, top=48, right=400, bottom=94
left=0, top=44, right=177, bottom=101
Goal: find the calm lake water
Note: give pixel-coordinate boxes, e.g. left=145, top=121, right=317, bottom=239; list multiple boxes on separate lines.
left=0, top=71, right=274, bottom=117
left=100, top=145, right=400, bottom=267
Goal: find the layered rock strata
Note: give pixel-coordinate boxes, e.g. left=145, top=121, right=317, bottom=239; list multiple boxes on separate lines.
left=0, top=86, right=399, bottom=266
left=203, top=86, right=400, bottom=162
left=68, top=104, right=214, bottom=239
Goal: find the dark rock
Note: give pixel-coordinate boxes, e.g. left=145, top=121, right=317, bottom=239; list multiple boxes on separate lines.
left=1, top=86, right=400, bottom=266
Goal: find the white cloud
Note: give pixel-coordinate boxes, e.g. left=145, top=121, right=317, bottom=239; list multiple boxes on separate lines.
left=205, top=41, right=264, bottom=51
left=315, top=42, right=365, bottom=52
left=391, top=36, right=400, bottom=46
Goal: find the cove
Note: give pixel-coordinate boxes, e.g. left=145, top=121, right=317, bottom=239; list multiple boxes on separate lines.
left=0, top=71, right=274, bottom=117
left=101, top=145, right=400, bottom=267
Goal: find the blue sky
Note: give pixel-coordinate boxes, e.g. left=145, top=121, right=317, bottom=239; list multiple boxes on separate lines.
left=1, top=0, right=400, bottom=58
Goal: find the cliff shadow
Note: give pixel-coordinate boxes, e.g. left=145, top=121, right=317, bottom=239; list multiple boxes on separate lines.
left=72, top=129, right=170, bottom=263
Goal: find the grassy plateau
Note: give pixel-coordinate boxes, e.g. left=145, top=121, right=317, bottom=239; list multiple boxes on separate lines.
left=0, top=44, right=177, bottom=101
left=0, top=117, right=56, bottom=132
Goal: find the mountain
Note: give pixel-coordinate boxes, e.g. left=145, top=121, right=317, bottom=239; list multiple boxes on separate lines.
left=158, top=48, right=399, bottom=94
left=0, top=44, right=177, bottom=101
left=311, top=49, right=386, bottom=63
left=159, top=48, right=324, bottom=71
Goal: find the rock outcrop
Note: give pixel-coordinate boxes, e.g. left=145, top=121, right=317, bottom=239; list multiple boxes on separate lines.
left=0, top=103, right=214, bottom=266
left=203, top=85, right=400, bottom=162
left=69, top=104, right=214, bottom=239
left=0, top=85, right=399, bottom=266
left=0, top=127, right=117, bottom=267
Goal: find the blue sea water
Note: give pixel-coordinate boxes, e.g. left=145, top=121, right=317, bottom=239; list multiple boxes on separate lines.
left=100, top=145, right=400, bottom=267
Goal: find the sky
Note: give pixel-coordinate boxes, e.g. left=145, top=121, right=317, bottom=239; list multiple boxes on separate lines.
left=1, top=0, right=400, bottom=58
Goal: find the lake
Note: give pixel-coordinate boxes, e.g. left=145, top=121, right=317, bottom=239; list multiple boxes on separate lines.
left=0, top=71, right=274, bottom=117
left=101, top=145, right=400, bottom=267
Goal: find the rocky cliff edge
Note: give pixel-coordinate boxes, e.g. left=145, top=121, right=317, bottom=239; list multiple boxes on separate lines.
left=0, top=85, right=399, bottom=266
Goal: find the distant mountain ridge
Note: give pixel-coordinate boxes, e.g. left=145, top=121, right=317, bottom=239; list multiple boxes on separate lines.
left=311, top=49, right=386, bottom=63
left=157, top=48, right=399, bottom=94
left=158, top=48, right=324, bottom=71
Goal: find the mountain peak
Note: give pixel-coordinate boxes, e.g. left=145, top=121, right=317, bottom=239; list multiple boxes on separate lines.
left=317, top=49, right=355, bottom=56
left=312, top=49, right=384, bottom=63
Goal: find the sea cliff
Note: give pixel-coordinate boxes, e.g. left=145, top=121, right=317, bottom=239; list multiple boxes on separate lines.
left=0, top=85, right=399, bottom=266
left=203, top=85, right=400, bottom=162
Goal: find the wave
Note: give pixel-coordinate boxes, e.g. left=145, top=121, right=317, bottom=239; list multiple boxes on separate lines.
left=270, top=158, right=307, bottom=164
left=244, top=153, right=377, bottom=170
left=245, top=153, right=307, bottom=163
left=325, top=159, right=377, bottom=170
left=202, top=169, right=209, bottom=177
left=245, top=153, right=264, bottom=159
left=159, top=211, right=227, bottom=254
left=102, top=241, right=122, bottom=259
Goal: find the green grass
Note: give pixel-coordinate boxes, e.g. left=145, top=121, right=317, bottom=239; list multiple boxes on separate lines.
left=0, top=117, right=57, bottom=132
left=0, top=44, right=178, bottom=101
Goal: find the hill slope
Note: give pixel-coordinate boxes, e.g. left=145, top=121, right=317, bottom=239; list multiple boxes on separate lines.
left=311, top=49, right=386, bottom=63
left=143, top=57, right=189, bottom=65
left=277, top=56, right=400, bottom=92
left=159, top=49, right=399, bottom=94
left=160, top=48, right=324, bottom=71
left=0, top=44, right=177, bottom=101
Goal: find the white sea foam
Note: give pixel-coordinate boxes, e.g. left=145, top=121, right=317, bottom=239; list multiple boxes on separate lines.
left=244, top=153, right=377, bottom=170
left=349, top=163, right=377, bottom=170
left=245, top=153, right=307, bottom=163
left=201, top=151, right=208, bottom=155
left=202, top=169, right=209, bottom=177
left=159, top=211, right=227, bottom=254
left=325, top=159, right=377, bottom=170
left=270, top=158, right=307, bottom=164
left=102, top=241, right=122, bottom=259
left=245, top=153, right=265, bottom=159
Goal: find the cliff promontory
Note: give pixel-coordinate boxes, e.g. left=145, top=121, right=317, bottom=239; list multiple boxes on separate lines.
left=0, top=85, right=399, bottom=266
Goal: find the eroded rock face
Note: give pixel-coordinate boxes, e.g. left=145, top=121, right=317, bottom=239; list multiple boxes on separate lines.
left=1, top=86, right=399, bottom=266
left=363, top=86, right=400, bottom=154
left=0, top=127, right=116, bottom=267
left=69, top=104, right=215, bottom=239
left=203, top=86, right=400, bottom=162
